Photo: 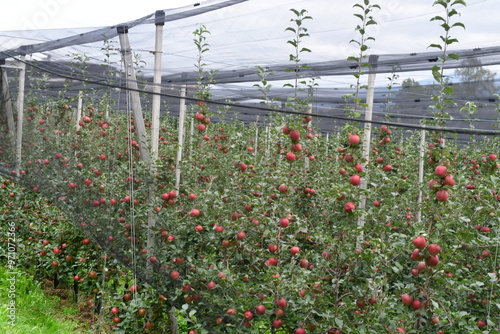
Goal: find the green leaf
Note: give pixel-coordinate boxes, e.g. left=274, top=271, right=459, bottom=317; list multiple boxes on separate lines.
left=433, top=0, right=448, bottom=8
left=444, top=86, right=454, bottom=95
left=429, top=43, right=443, bottom=50
left=451, top=22, right=465, bottom=29
left=335, top=318, right=344, bottom=328
left=353, top=13, right=364, bottom=21
left=441, top=23, right=451, bottom=31
left=430, top=15, right=446, bottom=22
left=451, top=0, right=467, bottom=6
left=285, top=27, right=296, bottom=33
left=289, top=8, right=300, bottom=17
left=448, top=53, right=460, bottom=60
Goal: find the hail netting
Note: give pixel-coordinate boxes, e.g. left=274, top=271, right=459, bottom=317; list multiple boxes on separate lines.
left=1, top=0, right=500, bottom=332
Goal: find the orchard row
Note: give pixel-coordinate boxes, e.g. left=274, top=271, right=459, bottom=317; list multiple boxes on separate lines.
left=0, top=102, right=499, bottom=333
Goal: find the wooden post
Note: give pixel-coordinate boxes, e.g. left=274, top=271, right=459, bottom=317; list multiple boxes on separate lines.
left=357, top=55, right=378, bottom=248
left=15, top=56, right=26, bottom=177
left=117, top=25, right=150, bottom=162
left=175, top=85, right=187, bottom=193
left=1, top=65, right=16, bottom=149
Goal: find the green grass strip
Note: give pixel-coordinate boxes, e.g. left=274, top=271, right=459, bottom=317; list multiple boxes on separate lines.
left=0, top=266, right=87, bottom=334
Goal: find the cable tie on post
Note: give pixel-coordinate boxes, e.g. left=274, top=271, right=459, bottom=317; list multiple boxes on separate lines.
left=155, top=10, right=165, bottom=26
left=116, top=25, right=129, bottom=34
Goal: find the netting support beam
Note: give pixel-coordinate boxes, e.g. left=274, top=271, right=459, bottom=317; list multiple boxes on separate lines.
left=117, top=26, right=150, bottom=162
left=0, top=66, right=16, bottom=149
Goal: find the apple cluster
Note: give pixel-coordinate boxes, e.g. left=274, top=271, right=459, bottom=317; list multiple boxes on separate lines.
left=373, top=125, right=394, bottom=172
left=195, top=101, right=210, bottom=132
left=409, top=236, right=441, bottom=275
left=428, top=165, right=454, bottom=202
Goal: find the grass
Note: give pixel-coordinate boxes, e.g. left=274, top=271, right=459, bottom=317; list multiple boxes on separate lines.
left=0, top=266, right=91, bottom=334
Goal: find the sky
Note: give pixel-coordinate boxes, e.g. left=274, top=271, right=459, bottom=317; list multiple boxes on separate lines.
left=1, top=0, right=499, bottom=89
left=0, top=0, right=198, bottom=31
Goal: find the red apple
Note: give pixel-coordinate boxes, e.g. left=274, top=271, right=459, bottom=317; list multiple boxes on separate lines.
left=255, top=305, right=266, bottom=315
left=279, top=218, right=290, bottom=228
left=401, top=294, right=413, bottom=306
left=268, top=244, right=278, bottom=253
left=290, top=247, right=300, bottom=255
left=286, top=152, right=296, bottom=162
left=426, top=255, right=440, bottom=267
left=189, top=209, right=202, bottom=217
left=276, top=298, right=287, bottom=308
left=413, top=236, right=427, bottom=249
left=289, top=130, right=300, bottom=141
left=428, top=179, right=441, bottom=190
left=436, top=189, right=449, bottom=202
left=350, top=175, right=361, bottom=186
left=435, top=165, right=447, bottom=178
left=427, top=244, right=441, bottom=255
left=344, top=202, right=355, bottom=212
left=444, top=174, right=455, bottom=186
left=348, top=134, right=360, bottom=145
